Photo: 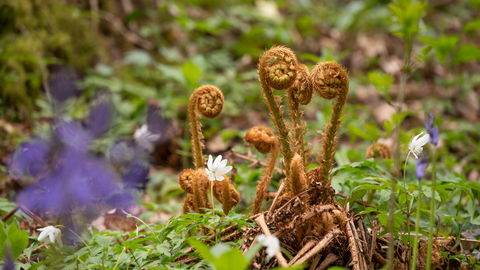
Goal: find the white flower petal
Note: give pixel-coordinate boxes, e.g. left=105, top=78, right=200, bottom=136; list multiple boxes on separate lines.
left=258, top=234, right=266, bottom=242
left=213, top=155, right=222, bottom=169
left=37, top=230, right=49, bottom=241
left=215, top=175, right=225, bottom=181
left=416, top=134, right=430, bottom=146
left=216, top=166, right=233, bottom=176
left=207, top=155, right=213, bottom=170
left=219, top=159, right=228, bottom=168
left=257, top=234, right=280, bottom=262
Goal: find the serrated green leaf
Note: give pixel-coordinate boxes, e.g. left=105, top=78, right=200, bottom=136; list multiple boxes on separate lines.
left=95, top=235, right=112, bottom=248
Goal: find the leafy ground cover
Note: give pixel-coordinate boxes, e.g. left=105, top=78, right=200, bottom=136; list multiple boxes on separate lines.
left=1, top=0, right=480, bottom=269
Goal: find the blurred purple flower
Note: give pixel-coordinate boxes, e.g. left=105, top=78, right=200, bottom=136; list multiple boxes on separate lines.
left=415, top=155, right=429, bottom=181
left=48, top=67, right=81, bottom=104
left=3, top=245, right=15, bottom=270
left=9, top=138, right=51, bottom=179
left=146, top=98, right=168, bottom=143
left=122, top=159, right=149, bottom=188
left=109, top=140, right=150, bottom=189
left=17, top=147, right=124, bottom=214
left=55, top=121, right=91, bottom=153
left=425, top=112, right=438, bottom=146
left=86, top=97, right=113, bottom=138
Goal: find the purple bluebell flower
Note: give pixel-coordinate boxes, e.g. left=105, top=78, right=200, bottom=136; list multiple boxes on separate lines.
left=415, top=155, right=429, bottom=181
left=425, top=112, right=438, bottom=146
left=122, top=159, right=149, bottom=188
left=9, top=138, right=51, bottom=179
left=86, top=97, right=113, bottom=138
left=109, top=140, right=150, bottom=189
left=17, top=147, right=124, bottom=214
left=55, top=121, right=91, bottom=153
left=48, top=67, right=81, bottom=105
left=14, top=119, right=137, bottom=216
left=3, top=245, right=15, bottom=270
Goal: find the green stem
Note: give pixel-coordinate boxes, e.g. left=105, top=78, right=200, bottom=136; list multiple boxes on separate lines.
left=77, top=257, right=93, bottom=270
left=126, top=214, right=159, bottom=242
left=411, top=181, right=422, bottom=270
left=426, top=148, right=437, bottom=270
left=403, top=150, right=412, bottom=268
left=387, top=174, right=397, bottom=270
left=113, top=246, right=127, bottom=270
left=211, top=180, right=214, bottom=216
left=403, top=150, right=412, bottom=208
left=69, top=229, right=94, bottom=254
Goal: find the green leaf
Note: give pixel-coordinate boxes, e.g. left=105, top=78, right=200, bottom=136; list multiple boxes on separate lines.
left=182, top=61, right=201, bottom=87
left=215, top=249, right=248, bottom=270
left=188, top=238, right=215, bottom=262
left=0, top=221, right=6, bottom=248
left=419, top=35, right=459, bottom=62
left=95, top=235, right=112, bottom=248
left=368, top=71, right=393, bottom=101
left=358, top=207, right=378, bottom=215
left=463, top=19, right=480, bottom=32
left=24, top=241, right=39, bottom=260
left=454, top=44, right=480, bottom=63
left=421, top=186, right=441, bottom=202
left=8, top=229, right=29, bottom=259
left=378, top=213, right=389, bottom=226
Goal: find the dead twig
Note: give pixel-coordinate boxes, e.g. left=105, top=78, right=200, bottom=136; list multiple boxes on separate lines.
left=254, top=214, right=288, bottom=267
left=288, top=240, right=317, bottom=266
left=266, top=183, right=285, bottom=219
left=317, top=252, right=340, bottom=270
left=346, top=218, right=361, bottom=270
left=293, top=228, right=341, bottom=266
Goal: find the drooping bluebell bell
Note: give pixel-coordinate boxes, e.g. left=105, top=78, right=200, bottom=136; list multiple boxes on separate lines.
left=415, top=155, right=429, bottom=181
left=425, top=111, right=438, bottom=146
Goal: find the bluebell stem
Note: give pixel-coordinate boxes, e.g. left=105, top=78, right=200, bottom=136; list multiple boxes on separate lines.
left=411, top=156, right=429, bottom=270
left=425, top=112, right=438, bottom=146
left=425, top=112, right=439, bottom=270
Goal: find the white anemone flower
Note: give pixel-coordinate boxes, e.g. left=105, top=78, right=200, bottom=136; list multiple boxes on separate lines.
left=258, top=234, right=280, bottom=261
left=408, top=132, right=430, bottom=159
left=134, top=124, right=161, bottom=152
left=37, top=226, right=63, bottom=247
left=205, top=155, right=233, bottom=181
